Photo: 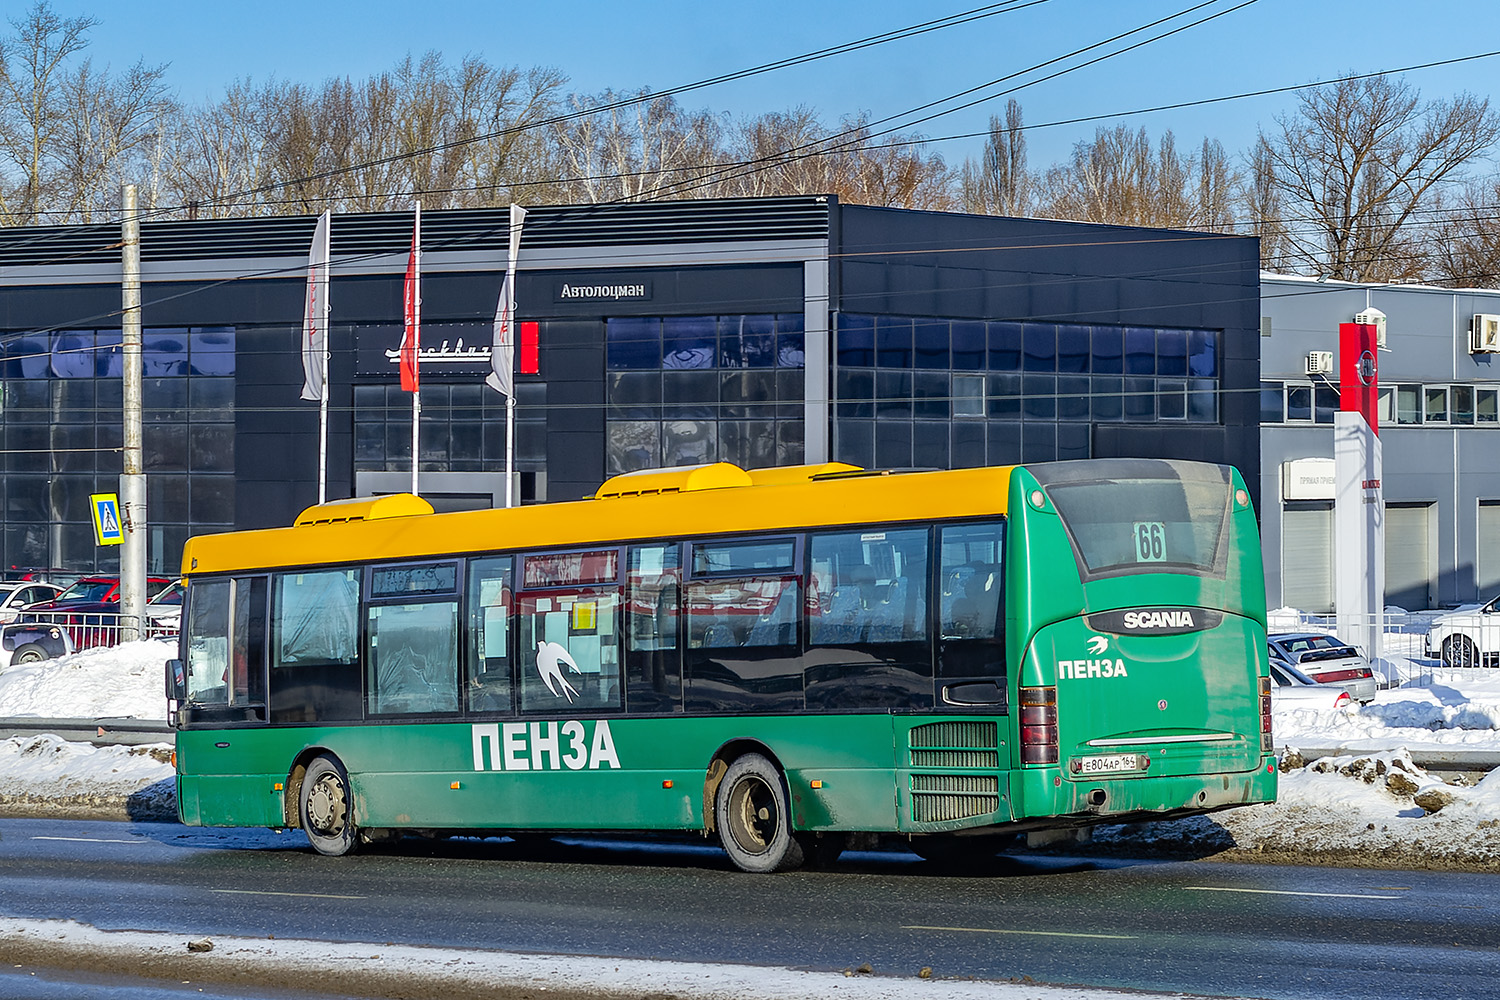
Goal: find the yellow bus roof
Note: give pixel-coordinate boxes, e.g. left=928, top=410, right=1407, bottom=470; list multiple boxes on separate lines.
left=181, top=464, right=1015, bottom=577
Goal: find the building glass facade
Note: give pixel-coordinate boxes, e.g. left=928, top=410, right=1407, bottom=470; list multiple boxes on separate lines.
left=604, top=314, right=806, bottom=475
left=832, top=314, right=1220, bottom=469
left=1, top=326, right=236, bottom=574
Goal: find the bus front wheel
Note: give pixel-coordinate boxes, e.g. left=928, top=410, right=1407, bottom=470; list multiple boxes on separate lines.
left=715, top=753, right=804, bottom=874
left=300, top=755, right=358, bottom=856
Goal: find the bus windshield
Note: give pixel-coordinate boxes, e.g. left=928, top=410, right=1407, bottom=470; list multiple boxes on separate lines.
left=1032, top=459, right=1232, bottom=581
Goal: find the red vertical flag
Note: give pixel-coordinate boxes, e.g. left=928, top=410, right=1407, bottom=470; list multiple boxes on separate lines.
left=399, top=204, right=421, bottom=392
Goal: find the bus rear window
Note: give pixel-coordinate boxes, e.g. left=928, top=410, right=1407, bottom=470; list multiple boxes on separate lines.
left=1031, top=459, right=1232, bottom=580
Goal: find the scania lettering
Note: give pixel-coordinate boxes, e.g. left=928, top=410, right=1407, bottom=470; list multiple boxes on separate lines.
left=167, top=458, right=1275, bottom=872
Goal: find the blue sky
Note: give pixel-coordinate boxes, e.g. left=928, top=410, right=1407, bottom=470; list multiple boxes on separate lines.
left=47, top=0, right=1500, bottom=172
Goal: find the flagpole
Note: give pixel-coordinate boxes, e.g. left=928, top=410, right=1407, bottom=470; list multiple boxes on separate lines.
left=505, top=394, right=515, bottom=508
left=411, top=200, right=421, bottom=496
left=318, top=215, right=331, bottom=505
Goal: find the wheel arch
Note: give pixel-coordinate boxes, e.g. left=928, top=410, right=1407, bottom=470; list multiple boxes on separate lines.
left=702, top=738, right=787, bottom=835
left=283, top=745, right=343, bottom=829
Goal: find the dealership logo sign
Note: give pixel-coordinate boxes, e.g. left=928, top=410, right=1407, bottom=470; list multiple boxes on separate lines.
left=382, top=338, right=491, bottom=366
left=555, top=280, right=652, bottom=302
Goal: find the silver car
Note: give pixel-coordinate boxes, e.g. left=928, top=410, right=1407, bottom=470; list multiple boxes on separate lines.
left=1268, top=632, right=1378, bottom=703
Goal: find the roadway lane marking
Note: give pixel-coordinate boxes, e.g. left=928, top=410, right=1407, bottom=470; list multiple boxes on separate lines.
left=903, top=925, right=1137, bottom=940
left=212, top=889, right=365, bottom=900
left=1185, top=886, right=1402, bottom=899
left=31, top=836, right=141, bottom=844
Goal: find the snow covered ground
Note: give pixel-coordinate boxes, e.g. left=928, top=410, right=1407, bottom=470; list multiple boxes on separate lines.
left=3, top=623, right=1500, bottom=867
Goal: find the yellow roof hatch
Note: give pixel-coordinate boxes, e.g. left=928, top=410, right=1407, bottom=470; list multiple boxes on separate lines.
left=294, top=493, right=435, bottom=526
left=594, top=462, right=754, bottom=499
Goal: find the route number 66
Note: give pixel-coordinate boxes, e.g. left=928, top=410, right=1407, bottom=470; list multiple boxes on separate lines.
left=1132, top=521, right=1167, bottom=562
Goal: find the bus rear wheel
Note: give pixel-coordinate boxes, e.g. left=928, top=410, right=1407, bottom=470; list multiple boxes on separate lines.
left=300, top=755, right=358, bottom=856
left=1443, top=635, right=1478, bottom=669
left=715, top=753, right=804, bottom=873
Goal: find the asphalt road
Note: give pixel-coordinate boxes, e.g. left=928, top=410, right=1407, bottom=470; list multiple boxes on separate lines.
left=1, top=817, right=1498, bottom=1000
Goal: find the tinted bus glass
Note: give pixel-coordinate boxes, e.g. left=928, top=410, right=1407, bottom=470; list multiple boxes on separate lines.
left=1033, top=459, right=1231, bottom=580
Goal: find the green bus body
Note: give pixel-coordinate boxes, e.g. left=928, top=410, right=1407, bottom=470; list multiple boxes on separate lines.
left=171, top=460, right=1276, bottom=868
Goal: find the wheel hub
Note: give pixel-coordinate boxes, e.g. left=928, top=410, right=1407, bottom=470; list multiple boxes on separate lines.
left=307, top=775, right=346, bottom=836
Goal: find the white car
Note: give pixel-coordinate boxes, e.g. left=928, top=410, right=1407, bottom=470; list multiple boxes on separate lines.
left=0, top=581, right=63, bottom=624
left=1268, top=632, right=1379, bottom=703
left=1426, top=597, right=1499, bottom=668
left=1268, top=661, right=1353, bottom=710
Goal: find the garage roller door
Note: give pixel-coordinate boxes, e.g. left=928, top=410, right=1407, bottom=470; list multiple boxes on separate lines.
left=1282, top=505, right=1333, bottom=614
left=1385, top=502, right=1432, bottom=611
left=1480, top=501, right=1500, bottom=598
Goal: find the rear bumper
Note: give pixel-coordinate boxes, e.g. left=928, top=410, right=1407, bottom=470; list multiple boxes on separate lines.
left=1015, top=758, right=1277, bottom=825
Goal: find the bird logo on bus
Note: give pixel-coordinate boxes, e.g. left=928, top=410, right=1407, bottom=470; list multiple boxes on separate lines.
left=535, top=640, right=582, bottom=703
left=1087, top=635, right=1109, bottom=654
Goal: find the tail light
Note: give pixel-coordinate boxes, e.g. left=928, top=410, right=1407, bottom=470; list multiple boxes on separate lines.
left=1259, top=675, right=1272, bottom=753
left=1334, top=691, right=1351, bottom=709
left=1020, top=685, right=1058, bottom=764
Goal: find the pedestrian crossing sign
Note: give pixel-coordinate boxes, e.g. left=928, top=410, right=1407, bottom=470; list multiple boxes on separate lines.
left=90, top=493, right=124, bottom=546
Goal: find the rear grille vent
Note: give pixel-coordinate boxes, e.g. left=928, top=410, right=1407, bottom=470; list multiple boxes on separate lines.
left=908, top=721, right=999, bottom=769
left=910, top=774, right=1000, bottom=823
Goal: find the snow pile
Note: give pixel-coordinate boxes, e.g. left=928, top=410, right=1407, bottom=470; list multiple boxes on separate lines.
left=0, top=733, right=174, bottom=819
left=0, top=639, right=173, bottom=720
left=1097, top=749, right=1500, bottom=868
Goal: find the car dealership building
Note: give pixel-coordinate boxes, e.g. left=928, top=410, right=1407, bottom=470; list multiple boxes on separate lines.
left=0, top=196, right=1261, bottom=577
left=1260, top=274, right=1500, bottom=612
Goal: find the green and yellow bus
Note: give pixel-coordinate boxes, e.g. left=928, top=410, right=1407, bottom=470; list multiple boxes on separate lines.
left=168, top=458, right=1276, bottom=872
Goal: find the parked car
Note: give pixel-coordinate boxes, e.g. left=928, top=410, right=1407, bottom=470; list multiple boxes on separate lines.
left=1268, top=660, right=1353, bottom=710
left=0, top=620, right=74, bottom=669
left=146, top=579, right=184, bottom=634
left=1268, top=632, right=1378, bottom=703
left=0, top=581, right=62, bottom=623
left=1426, top=596, right=1499, bottom=669
left=22, top=575, right=174, bottom=649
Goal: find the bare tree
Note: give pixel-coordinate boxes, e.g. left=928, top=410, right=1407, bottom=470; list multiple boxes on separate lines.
left=552, top=90, right=724, bottom=203
left=1257, top=74, right=1499, bottom=282
left=960, top=99, right=1032, bottom=216
left=0, top=2, right=96, bottom=223
left=1430, top=178, right=1500, bottom=286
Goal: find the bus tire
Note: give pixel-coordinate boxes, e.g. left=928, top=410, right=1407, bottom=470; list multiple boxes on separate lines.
left=1443, top=635, right=1478, bottom=669
left=715, top=753, right=804, bottom=874
left=300, top=755, right=358, bottom=857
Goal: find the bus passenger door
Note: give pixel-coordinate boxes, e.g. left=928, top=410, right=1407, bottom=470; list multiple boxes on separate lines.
left=936, top=522, right=1007, bottom=708
left=625, top=544, right=682, bottom=713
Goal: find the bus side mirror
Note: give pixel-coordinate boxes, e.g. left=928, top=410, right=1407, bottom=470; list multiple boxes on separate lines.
left=166, top=658, right=186, bottom=702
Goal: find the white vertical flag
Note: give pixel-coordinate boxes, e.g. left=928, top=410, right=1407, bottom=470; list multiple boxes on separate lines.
left=299, top=210, right=331, bottom=401
left=486, top=204, right=527, bottom=397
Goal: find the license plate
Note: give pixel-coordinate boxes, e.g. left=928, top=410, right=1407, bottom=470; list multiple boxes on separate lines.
left=1074, top=753, right=1143, bottom=774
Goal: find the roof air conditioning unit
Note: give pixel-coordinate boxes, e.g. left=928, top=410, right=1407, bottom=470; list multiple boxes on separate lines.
left=1353, top=308, right=1387, bottom=350
left=1472, top=314, right=1500, bottom=354
left=1305, top=351, right=1334, bottom=375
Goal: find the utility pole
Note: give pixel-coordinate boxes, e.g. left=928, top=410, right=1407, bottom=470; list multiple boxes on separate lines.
left=119, top=184, right=147, bottom=641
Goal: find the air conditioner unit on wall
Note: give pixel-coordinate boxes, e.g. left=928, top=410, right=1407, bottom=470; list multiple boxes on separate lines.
left=1305, top=351, right=1334, bottom=375
left=1353, top=308, right=1387, bottom=349
left=1472, top=314, right=1500, bottom=353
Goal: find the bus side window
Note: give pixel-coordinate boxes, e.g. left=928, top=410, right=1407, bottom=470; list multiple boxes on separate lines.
left=269, top=569, right=363, bottom=724
left=516, top=548, right=623, bottom=714
left=368, top=600, right=460, bottom=715
left=466, top=556, right=513, bottom=713
left=625, top=544, right=681, bottom=714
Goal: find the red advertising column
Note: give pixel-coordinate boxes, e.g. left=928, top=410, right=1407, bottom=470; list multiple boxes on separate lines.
left=1334, top=320, right=1383, bottom=664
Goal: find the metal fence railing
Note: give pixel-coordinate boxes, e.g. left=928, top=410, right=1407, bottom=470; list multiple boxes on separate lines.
left=1267, top=608, right=1492, bottom=688
left=16, top=611, right=179, bottom=651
